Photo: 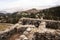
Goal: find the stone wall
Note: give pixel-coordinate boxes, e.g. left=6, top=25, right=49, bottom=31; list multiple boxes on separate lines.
left=33, top=32, right=60, bottom=40
left=46, top=22, right=60, bottom=29
left=0, top=28, right=17, bottom=40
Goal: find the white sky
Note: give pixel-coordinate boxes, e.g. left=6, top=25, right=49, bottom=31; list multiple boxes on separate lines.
left=0, top=0, right=60, bottom=12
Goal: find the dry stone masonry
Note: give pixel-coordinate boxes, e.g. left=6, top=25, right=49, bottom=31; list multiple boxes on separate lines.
left=0, top=18, right=60, bottom=40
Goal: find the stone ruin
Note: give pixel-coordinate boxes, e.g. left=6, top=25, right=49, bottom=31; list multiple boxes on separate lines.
left=0, top=18, right=60, bottom=40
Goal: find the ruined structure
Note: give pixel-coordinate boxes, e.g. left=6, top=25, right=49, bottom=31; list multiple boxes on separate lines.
left=0, top=17, right=60, bottom=40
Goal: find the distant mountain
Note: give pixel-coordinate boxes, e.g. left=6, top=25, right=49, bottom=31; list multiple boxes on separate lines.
left=19, top=6, right=60, bottom=20
left=0, top=11, right=7, bottom=14
left=0, top=7, right=24, bottom=13
left=0, top=6, right=56, bottom=13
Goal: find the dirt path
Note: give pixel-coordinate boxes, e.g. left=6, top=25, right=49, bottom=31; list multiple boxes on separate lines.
left=8, top=33, right=20, bottom=40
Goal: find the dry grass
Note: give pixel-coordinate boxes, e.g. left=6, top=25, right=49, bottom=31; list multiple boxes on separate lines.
left=0, top=23, right=13, bottom=31
left=0, top=25, right=8, bottom=31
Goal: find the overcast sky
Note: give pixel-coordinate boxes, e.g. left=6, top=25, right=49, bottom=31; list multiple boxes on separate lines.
left=0, top=0, right=60, bottom=12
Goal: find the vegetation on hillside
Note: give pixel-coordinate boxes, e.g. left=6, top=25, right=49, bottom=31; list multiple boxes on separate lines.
left=0, top=6, right=60, bottom=24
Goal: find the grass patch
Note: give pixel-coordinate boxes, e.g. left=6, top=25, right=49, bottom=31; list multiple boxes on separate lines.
left=0, top=23, right=13, bottom=31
